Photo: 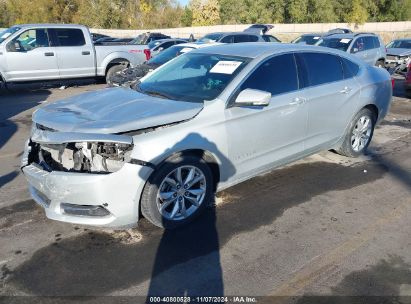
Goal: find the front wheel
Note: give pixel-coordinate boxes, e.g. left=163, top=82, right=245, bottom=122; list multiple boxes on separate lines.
left=336, top=108, right=376, bottom=158
left=140, top=154, right=214, bottom=229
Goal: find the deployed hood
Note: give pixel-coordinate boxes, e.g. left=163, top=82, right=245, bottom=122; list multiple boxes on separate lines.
left=33, top=88, right=203, bottom=134
left=387, top=48, right=411, bottom=57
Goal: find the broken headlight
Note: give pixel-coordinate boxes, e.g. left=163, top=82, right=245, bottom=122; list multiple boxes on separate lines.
left=39, top=142, right=133, bottom=173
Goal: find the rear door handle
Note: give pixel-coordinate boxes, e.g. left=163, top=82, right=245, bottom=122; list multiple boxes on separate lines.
left=289, top=97, right=306, bottom=105
left=339, top=86, right=352, bottom=94
left=44, top=52, right=54, bottom=56
left=82, top=51, right=90, bottom=55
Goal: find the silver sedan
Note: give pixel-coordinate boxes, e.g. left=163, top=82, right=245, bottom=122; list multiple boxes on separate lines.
left=22, top=43, right=392, bottom=229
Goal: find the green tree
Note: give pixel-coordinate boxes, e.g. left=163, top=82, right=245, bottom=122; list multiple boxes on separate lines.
left=307, top=0, right=337, bottom=23
left=181, top=6, right=193, bottom=26
left=285, top=0, right=308, bottom=23
left=345, top=0, right=368, bottom=24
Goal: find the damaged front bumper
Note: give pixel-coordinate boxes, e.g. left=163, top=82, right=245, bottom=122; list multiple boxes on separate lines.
left=21, top=127, right=153, bottom=228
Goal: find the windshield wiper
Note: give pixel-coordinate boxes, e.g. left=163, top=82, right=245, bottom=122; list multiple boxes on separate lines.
left=144, top=90, right=174, bottom=100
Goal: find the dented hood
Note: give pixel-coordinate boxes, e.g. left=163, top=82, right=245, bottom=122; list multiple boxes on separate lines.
left=33, top=87, right=203, bottom=134
left=386, top=48, right=411, bottom=57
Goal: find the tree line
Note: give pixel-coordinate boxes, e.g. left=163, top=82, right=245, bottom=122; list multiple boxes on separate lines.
left=1, top=0, right=410, bottom=29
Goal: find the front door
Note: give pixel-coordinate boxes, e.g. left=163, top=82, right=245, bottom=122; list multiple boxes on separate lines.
left=225, top=53, right=308, bottom=180
left=4, top=28, right=59, bottom=81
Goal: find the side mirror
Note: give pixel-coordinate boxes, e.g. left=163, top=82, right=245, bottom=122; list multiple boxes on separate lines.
left=234, top=88, right=271, bottom=107
left=351, top=47, right=358, bottom=54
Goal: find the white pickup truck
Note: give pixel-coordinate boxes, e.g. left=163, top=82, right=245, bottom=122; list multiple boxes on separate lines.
left=0, top=24, right=151, bottom=87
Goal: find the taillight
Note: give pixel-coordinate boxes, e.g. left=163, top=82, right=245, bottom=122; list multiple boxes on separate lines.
left=391, top=78, right=395, bottom=89
left=144, top=49, right=151, bottom=61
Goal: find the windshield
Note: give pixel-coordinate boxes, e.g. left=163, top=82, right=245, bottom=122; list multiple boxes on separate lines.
left=0, top=27, right=21, bottom=43
left=386, top=40, right=411, bottom=49
left=318, top=38, right=352, bottom=51
left=197, top=33, right=224, bottom=43
left=148, top=45, right=195, bottom=66
left=138, top=53, right=249, bottom=103
left=293, top=35, right=321, bottom=45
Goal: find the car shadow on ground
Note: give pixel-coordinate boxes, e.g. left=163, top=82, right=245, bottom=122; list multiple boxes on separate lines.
left=7, top=153, right=388, bottom=296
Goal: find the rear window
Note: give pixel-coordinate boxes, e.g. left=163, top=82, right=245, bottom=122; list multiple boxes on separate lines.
left=52, top=28, right=85, bottom=46
left=293, top=35, right=321, bottom=45
left=318, top=38, right=352, bottom=52
left=341, top=57, right=360, bottom=78
left=372, top=36, right=381, bottom=48
left=234, top=35, right=259, bottom=43
left=296, top=52, right=344, bottom=87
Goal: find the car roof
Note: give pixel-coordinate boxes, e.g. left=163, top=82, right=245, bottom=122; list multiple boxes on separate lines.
left=205, top=32, right=260, bottom=37
left=192, top=42, right=349, bottom=58
left=178, top=42, right=222, bottom=49
left=392, top=38, right=411, bottom=41
left=153, top=38, right=186, bottom=43
left=323, top=33, right=377, bottom=39
left=14, top=24, right=88, bottom=29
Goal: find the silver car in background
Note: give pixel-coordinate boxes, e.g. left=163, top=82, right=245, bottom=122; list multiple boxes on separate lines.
left=316, top=33, right=386, bottom=67
left=22, top=43, right=392, bottom=229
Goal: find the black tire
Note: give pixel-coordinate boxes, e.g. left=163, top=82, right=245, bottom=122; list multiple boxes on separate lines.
left=375, top=60, right=385, bottom=68
left=140, top=154, right=214, bottom=229
left=106, top=64, right=127, bottom=86
left=336, top=108, right=376, bottom=158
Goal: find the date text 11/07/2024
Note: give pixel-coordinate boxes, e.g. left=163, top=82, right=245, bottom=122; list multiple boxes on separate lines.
left=148, top=296, right=257, bottom=303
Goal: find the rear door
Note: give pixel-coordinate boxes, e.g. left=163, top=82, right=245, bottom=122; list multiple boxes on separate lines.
left=363, top=36, right=377, bottom=65
left=295, top=52, right=361, bottom=150
left=4, top=28, right=59, bottom=81
left=49, top=28, right=95, bottom=78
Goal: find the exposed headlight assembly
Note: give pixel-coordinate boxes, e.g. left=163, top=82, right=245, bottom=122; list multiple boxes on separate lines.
left=38, top=142, right=133, bottom=173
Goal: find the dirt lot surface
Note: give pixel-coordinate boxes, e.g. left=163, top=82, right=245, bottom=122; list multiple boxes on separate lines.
left=0, top=78, right=410, bottom=302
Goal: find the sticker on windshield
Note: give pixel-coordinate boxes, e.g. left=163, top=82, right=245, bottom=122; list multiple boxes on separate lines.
left=313, top=36, right=320, bottom=39
left=340, top=39, right=351, bottom=43
left=1, top=32, right=11, bottom=39
left=210, top=61, right=242, bottom=74
left=180, top=47, right=194, bottom=53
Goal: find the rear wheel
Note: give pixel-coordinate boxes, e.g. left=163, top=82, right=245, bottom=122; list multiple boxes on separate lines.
left=106, top=64, right=127, bottom=86
left=375, top=60, right=385, bottom=68
left=140, top=154, right=213, bottom=229
left=336, top=108, right=376, bottom=158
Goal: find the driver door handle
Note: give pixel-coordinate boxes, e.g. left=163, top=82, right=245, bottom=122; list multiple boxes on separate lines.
left=340, top=86, right=352, bottom=94
left=44, top=52, right=54, bottom=56
left=289, top=97, right=306, bottom=105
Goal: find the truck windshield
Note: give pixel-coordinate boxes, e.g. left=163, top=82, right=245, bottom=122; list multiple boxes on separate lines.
left=137, top=53, right=250, bottom=103
left=0, top=27, right=21, bottom=43
left=318, top=38, right=352, bottom=51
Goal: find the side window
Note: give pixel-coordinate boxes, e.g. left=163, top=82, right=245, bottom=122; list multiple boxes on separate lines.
left=156, top=41, right=174, bottom=51
left=341, top=57, right=360, bottom=79
left=52, top=28, right=85, bottom=47
left=351, top=37, right=365, bottom=53
left=297, top=52, right=344, bottom=87
left=240, top=53, right=298, bottom=96
left=7, top=29, right=50, bottom=52
left=372, top=36, right=380, bottom=48
left=220, top=35, right=234, bottom=43
left=363, top=37, right=375, bottom=50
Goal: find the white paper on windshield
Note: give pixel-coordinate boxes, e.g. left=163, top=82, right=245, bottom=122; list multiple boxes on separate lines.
left=1, top=32, right=11, bottom=39
left=340, top=39, right=351, bottom=43
left=313, top=36, right=320, bottom=39
left=210, top=61, right=242, bottom=74
left=180, top=47, right=194, bottom=53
